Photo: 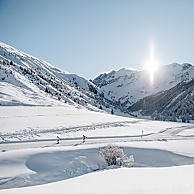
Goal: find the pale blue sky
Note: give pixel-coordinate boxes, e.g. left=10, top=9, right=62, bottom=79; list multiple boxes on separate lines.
left=1, top=0, right=194, bottom=78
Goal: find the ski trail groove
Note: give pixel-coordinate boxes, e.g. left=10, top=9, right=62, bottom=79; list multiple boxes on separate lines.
left=0, top=120, right=140, bottom=143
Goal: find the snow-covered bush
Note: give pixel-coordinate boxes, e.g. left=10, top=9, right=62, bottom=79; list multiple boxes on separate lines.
left=99, top=145, right=134, bottom=167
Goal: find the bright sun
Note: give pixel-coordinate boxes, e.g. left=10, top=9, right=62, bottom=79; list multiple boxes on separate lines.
left=145, top=43, right=159, bottom=83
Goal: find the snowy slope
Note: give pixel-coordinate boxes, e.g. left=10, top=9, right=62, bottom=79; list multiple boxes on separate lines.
left=0, top=105, right=194, bottom=193
left=1, top=105, right=193, bottom=142
left=0, top=41, right=108, bottom=112
left=1, top=166, right=194, bottom=194
left=129, top=79, right=194, bottom=121
left=93, top=64, right=194, bottom=107
left=0, top=105, right=132, bottom=141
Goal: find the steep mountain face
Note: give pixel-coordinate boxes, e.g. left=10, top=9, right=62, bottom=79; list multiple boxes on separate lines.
left=93, top=64, right=194, bottom=122
left=0, top=42, right=112, bottom=112
left=128, top=79, right=194, bottom=122
left=93, top=64, right=194, bottom=108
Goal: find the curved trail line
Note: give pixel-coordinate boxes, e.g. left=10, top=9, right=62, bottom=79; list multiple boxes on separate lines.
left=0, top=120, right=140, bottom=142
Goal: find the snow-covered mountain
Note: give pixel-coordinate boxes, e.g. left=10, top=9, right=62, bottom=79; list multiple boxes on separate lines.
left=0, top=41, right=114, bottom=112
left=93, top=64, right=194, bottom=121
left=93, top=64, right=194, bottom=107
left=128, top=79, right=194, bottom=121
left=1, top=41, right=194, bottom=121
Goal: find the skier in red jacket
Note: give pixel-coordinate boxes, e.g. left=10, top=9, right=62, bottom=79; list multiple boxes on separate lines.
left=83, top=135, right=86, bottom=143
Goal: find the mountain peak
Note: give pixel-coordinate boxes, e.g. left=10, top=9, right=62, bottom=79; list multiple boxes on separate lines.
left=93, top=62, right=194, bottom=106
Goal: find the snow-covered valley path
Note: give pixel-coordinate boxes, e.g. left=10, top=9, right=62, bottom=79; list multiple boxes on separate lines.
left=0, top=105, right=194, bottom=193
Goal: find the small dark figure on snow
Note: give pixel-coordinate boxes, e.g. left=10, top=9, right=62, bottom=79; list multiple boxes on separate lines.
left=83, top=135, right=86, bottom=143
left=57, top=136, right=60, bottom=144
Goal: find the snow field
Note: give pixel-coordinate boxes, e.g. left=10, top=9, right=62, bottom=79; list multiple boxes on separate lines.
left=1, top=106, right=193, bottom=142
left=0, top=105, right=194, bottom=193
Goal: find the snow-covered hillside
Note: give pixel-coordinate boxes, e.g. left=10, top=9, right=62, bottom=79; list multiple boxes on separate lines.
left=129, top=79, right=194, bottom=121
left=93, top=64, right=194, bottom=107
left=0, top=42, right=110, bottom=112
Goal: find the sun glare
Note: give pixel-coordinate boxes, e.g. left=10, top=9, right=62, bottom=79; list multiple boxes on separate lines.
left=145, top=43, right=159, bottom=83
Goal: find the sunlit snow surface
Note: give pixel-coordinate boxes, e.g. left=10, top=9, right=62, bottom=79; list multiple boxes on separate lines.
left=0, top=105, right=194, bottom=193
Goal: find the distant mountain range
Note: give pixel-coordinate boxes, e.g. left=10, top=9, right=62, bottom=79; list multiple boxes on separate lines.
left=1, top=41, right=194, bottom=122
left=93, top=63, right=194, bottom=122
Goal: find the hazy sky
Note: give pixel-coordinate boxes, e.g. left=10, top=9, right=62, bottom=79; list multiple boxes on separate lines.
left=1, top=0, right=194, bottom=79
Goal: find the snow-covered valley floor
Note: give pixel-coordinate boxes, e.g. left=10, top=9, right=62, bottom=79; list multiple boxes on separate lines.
left=0, top=105, right=194, bottom=193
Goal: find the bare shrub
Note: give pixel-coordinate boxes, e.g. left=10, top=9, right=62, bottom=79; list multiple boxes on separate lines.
left=99, top=145, right=134, bottom=167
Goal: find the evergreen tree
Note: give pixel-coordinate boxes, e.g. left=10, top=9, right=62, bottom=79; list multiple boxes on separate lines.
left=45, top=87, right=49, bottom=93
left=10, top=61, right=14, bottom=66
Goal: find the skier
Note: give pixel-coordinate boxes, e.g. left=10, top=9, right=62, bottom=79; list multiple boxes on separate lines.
left=57, top=136, right=60, bottom=144
left=83, top=135, right=86, bottom=143
left=141, top=130, right=143, bottom=138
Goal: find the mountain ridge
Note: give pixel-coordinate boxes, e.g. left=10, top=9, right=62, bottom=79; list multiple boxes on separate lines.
left=93, top=63, right=194, bottom=106
left=0, top=41, right=112, bottom=113
left=1, top=41, right=194, bottom=121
